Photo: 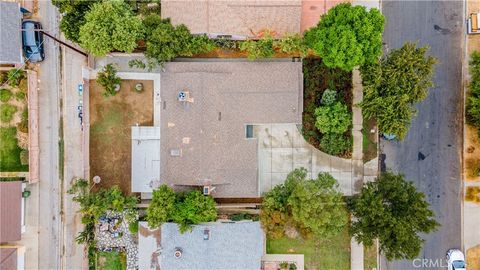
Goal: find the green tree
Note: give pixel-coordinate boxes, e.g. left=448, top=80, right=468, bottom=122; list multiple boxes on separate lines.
left=146, top=185, right=176, bottom=228
left=133, top=15, right=214, bottom=69
left=288, top=173, right=348, bottom=238
left=320, top=133, right=352, bottom=156
left=314, top=102, right=351, bottom=134
left=304, top=3, right=384, bottom=71
left=172, top=190, right=217, bottom=233
left=79, top=1, right=142, bottom=56
left=53, top=0, right=98, bottom=43
left=361, top=42, right=437, bottom=139
left=97, top=64, right=121, bottom=97
left=467, top=51, right=480, bottom=132
left=348, top=172, right=439, bottom=260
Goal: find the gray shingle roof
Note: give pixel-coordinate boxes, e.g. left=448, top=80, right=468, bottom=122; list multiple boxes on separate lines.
left=160, top=222, right=264, bottom=270
left=0, top=1, right=22, bottom=64
left=161, top=0, right=301, bottom=38
left=159, top=61, right=303, bottom=197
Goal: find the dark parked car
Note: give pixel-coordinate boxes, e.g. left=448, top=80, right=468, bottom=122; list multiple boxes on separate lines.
left=22, top=20, right=45, bottom=62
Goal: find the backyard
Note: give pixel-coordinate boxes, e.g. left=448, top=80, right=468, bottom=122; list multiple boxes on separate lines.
left=0, top=70, right=29, bottom=172
left=302, top=58, right=353, bottom=158
left=89, top=80, right=153, bottom=194
left=266, top=229, right=350, bottom=270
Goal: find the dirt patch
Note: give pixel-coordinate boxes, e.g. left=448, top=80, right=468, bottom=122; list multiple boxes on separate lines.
left=465, top=125, right=480, bottom=181
left=467, top=244, right=480, bottom=270
left=466, top=186, right=480, bottom=204
left=89, top=80, right=153, bottom=194
left=363, top=117, right=378, bottom=163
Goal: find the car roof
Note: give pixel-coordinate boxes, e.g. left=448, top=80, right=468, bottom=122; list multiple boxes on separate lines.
left=450, top=249, right=465, bottom=261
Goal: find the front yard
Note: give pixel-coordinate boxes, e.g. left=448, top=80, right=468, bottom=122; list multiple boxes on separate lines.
left=0, top=70, right=29, bottom=172
left=302, top=58, right=353, bottom=158
left=96, top=251, right=127, bottom=270
left=266, top=229, right=351, bottom=270
left=89, top=80, right=153, bottom=194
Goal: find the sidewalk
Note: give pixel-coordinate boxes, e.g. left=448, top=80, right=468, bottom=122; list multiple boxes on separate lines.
left=61, top=45, right=89, bottom=269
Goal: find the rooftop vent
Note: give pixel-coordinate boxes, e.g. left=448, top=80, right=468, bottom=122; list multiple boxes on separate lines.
left=203, top=185, right=216, bottom=195
left=203, top=228, right=210, bottom=240
left=178, top=91, right=194, bottom=103
left=170, top=149, right=181, bottom=157
left=174, top=248, right=182, bottom=258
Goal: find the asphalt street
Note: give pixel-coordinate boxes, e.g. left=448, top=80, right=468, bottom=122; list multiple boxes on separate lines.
left=380, top=1, right=463, bottom=269
left=37, top=1, right=62, bottom=269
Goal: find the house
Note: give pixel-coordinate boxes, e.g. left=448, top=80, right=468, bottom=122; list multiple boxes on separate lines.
left=0, top=181, right=26, bottom=270
left=138, top=221, right=264, bottom=270
left=160, top=0, right=302, bottom=38
left=131, top=61, right=303, bottom=197
left=0, top=1, right=23, bottom=66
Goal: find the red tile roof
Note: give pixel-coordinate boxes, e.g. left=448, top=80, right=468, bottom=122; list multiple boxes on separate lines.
left=0, top=181, right=22, bottom=243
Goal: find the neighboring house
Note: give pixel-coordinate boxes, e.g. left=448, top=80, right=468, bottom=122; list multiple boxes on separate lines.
left=161, top=0, right=302, bottom=38
left=0, top=1, right=23, bottom=66
left=138, top=221, right=264, bottom=270
left=131, top=61, right=303, bottom=197
left=0, top=181, right=26, bottom=270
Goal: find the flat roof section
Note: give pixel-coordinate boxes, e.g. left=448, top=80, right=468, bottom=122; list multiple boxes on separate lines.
left=0, top=181, right=22, bottom=242
left=131, top=126, right=161, bottom=193
left=0, top=1, right=22, bottom=64
left=160, top=61, right=303, bottom=197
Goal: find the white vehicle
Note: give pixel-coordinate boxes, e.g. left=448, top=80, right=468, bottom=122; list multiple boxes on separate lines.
left=446, top=249, right=466, bottom=270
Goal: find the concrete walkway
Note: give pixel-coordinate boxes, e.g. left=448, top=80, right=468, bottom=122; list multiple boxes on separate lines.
left=350, top=67, right=365, bottom=270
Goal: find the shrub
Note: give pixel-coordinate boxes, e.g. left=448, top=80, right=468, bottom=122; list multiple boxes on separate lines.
left=15, top=92, right=26, bottom=100
left=6, top=69, right=25, bottom=87
left=274, top=33, right=307, bottom=56
left=20, top=150, right=28, bottom=165
left=0, top=104, right=17, bottom=123
left=467, top=51, right=480, bottom=130
left=79, top=1, right=143, bottom=56
left=213, top=38, right=238, bottom=50
left=321, top=89, right=337, bottom=105
left=138, top=15, right=215, bottom=69
left=320, top=133, right=352, bottom=156
left=314, top=102, right=351, bottom=134
left=239, top=33, right=275, bottom=60
left=0, top=72, right=7, bottom=84
left=97, top=64, right=121, bottom=97
left=304, top=3, right=384, bottom=71
left=0, top=89, right=13, bottom=102
left=128, top=221, right=139, bottom=234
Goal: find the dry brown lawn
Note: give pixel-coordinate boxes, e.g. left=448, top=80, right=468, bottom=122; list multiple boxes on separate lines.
left=89, top=80, right=153, bottom=194
left=465, top=125, right=480, bottom=181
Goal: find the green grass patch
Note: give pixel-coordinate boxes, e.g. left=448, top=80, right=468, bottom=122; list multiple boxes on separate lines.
left=0, top=104, right=17, bottom=123
left=0, top=127, right=28, bottom=172
left=364, top=242, right=377, bottom=270
left=266, top=229, right=350, bottom=270
left=96, top=251, right=127, bottom=270
left=0, top=89, right=13, bottom=102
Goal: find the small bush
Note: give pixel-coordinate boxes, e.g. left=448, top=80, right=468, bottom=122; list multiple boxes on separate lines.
left=15, top=92, right=26, bottom=100
left=6, top=69, right=26, bottom=87
left=213, top=38, right=238, bottom=50
left=20, top=150, right=29, bottom=165
left=321, top=89, right=337, bottom=105
left=314, top=102, right=351, bottom=134
left=0, top=89, right=13, bottom=102
left=0, top=104, right=17, bottom=123
left=0, top=72, right=7, bottom=84
left=320, top=133, right=352, bottom=156
left=128, top=221, right=139, bottom=234
left=274, top=33, right=307, bottom=56
left=97, top=64, right=121, bottom=97
left=230, top=213, right=256, bottom=221
left=239, top=33, right=275, bottom=60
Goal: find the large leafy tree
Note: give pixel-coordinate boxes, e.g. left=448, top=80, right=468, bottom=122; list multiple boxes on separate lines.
left=289, top=173, right=348, bottom=238
left=467, top=51, right=480, bottom=131
left=146, top=185, right=176, bottom=228
left=260, top=168, right=347, bottom=239
left=172, top=190, right=217, bottom=233
left=79, top=1, right=143, bottom=56
left=304, top=3, right=384, bottom=71
left=348, top=172, right=439, bottom=260
left=361, top=42, right=437, bottom=139
left=52, top=0, right=98, bottom=43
